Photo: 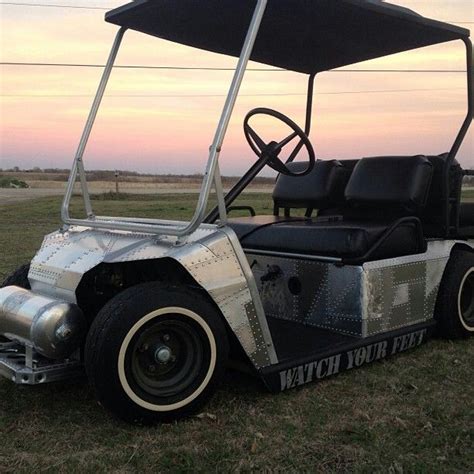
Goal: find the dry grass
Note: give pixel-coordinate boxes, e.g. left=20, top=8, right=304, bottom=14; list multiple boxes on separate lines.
left=24, top=180, right=202, bottom=191
left=0, top=171, right=274, bottom=187
left=0, top=195, right=473, bottom=472
left=3, top=177, right=274, bottom=197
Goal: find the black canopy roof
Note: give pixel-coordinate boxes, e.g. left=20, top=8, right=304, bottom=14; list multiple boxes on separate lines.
left=106, top=0, right=470, bottom=74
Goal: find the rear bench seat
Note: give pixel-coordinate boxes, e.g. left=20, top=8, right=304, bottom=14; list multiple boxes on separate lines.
left=228, top=156, right=433, bottom=263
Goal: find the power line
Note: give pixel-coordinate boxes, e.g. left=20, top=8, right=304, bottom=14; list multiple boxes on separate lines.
left=0, top=88, right=465, bottom=99
left=0, top=62, right=467, bottom=73
left=0, top=1, right=472, bottom=25
left=1, top=93, right=307, bottom=98
left=0, top=62, right=284, bottom=72
left=0, top=2, right=110, bottom=9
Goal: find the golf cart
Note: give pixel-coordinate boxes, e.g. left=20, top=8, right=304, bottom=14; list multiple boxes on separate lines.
left=1, top=0, right=473, bottom=424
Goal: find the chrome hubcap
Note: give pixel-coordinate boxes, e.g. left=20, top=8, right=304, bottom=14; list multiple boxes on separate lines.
left=127, top=317, right=208, bottom=400
left=155, top=346, right=172, bottom=364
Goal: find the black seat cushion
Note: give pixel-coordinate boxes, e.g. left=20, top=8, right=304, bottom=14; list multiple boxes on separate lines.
left=273, top=160, right=350, bottom=210
left=228, top=217, right=423, bottom=260
left=226, top=215, right=308, bottom=239
left=345, top=155, right=433, bottom=213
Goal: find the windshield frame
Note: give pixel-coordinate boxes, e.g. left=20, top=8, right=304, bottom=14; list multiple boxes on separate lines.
left=60, top=0, right=269, bottom=238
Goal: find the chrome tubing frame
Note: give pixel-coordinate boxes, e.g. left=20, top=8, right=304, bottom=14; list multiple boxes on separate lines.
left=61, top=0, right=268, bottom=237
left=61, top=27, right=126, bottom=222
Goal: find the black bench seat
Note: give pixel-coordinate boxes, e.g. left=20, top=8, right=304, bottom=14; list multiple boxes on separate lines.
left=228, top=216, right=424, bottom=261
left=227, top=155, right=433, bottom=263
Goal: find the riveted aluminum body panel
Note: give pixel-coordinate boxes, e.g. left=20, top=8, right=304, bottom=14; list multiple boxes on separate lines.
left=248, top=240, right=474, bottom=337
left=359, top=240, right=473, bottom=336
left=248, top=253, right=364, bottom=336
left=28, top=225, right=277, bottom=368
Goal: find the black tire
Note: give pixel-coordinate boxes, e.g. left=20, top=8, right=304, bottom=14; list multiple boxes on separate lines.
left=1, top=264, right=31, bottom=289
left=84, top=282, right=229, bottom=424
left=435, top=249, right=474, bottom=339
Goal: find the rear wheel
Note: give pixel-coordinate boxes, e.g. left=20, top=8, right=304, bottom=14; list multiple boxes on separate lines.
left=84, top=282, right=229, bottom=424
left=435, top=249, right=474, bottom=339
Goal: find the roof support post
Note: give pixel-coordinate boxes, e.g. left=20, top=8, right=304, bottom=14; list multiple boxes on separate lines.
left=213, top=161, right=227, bottom=225
left=61, top=27, right=127, bottom=224
left=448, top=38, right=473, bottom=164
left=191, top=0, right=269, bottom=229
left=286, top=73, right=316, bottom=164
left=443, top=38, right=473, bottom=236
left=305, top=73, right=316, bottom=135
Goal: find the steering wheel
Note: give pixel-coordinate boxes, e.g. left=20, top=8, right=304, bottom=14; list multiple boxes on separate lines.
left=243, top=108, right=315, bottom=177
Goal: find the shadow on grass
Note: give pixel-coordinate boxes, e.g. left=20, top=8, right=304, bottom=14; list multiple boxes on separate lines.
left=0, top=367, right=266, bottom=425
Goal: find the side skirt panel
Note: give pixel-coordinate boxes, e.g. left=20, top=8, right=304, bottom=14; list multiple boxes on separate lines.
left=259, top=321, right=436, bottom=393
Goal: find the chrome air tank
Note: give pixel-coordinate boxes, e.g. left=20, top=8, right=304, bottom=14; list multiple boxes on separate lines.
left=0, top=286, right=86, bottom=359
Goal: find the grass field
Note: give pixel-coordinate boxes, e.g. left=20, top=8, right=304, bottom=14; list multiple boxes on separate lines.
left=0, top=194, right=473, bottom=472
left=463, top=188, right=474, bottom=201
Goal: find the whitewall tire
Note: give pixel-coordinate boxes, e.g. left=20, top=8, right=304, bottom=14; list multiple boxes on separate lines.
left=85, top=282, right=229, bottom=424
left=435, top=249, right=474, bottom=339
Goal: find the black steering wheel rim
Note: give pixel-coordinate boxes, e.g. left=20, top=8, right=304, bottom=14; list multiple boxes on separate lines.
left=243, top=107, right=315, bottom=177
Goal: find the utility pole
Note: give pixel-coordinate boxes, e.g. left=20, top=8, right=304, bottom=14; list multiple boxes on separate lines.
left=115, top=170, right=120, bottom=194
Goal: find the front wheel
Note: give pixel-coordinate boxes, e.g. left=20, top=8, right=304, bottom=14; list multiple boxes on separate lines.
left=1, top=263, right=31, bottom=289
left=84, top=282, right=229, bottom=424
left=435, top=249, right=474, bottom=339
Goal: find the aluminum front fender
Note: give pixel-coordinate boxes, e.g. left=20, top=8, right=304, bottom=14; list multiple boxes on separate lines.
left=28, top=225, right=277, bottom=369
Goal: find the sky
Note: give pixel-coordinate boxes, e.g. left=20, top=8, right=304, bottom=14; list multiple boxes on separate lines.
left=0, top=0, right=473, bottom=176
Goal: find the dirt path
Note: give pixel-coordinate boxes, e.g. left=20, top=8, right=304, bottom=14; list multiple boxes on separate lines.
left=0, top=188, right=67, bottom=204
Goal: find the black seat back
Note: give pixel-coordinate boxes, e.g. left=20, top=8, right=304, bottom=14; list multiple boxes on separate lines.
left=344, top=155, right=434, bottom=219
left=421, top=154, right=464, bottom=236
left=272, top=160, right=350, bottom=215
